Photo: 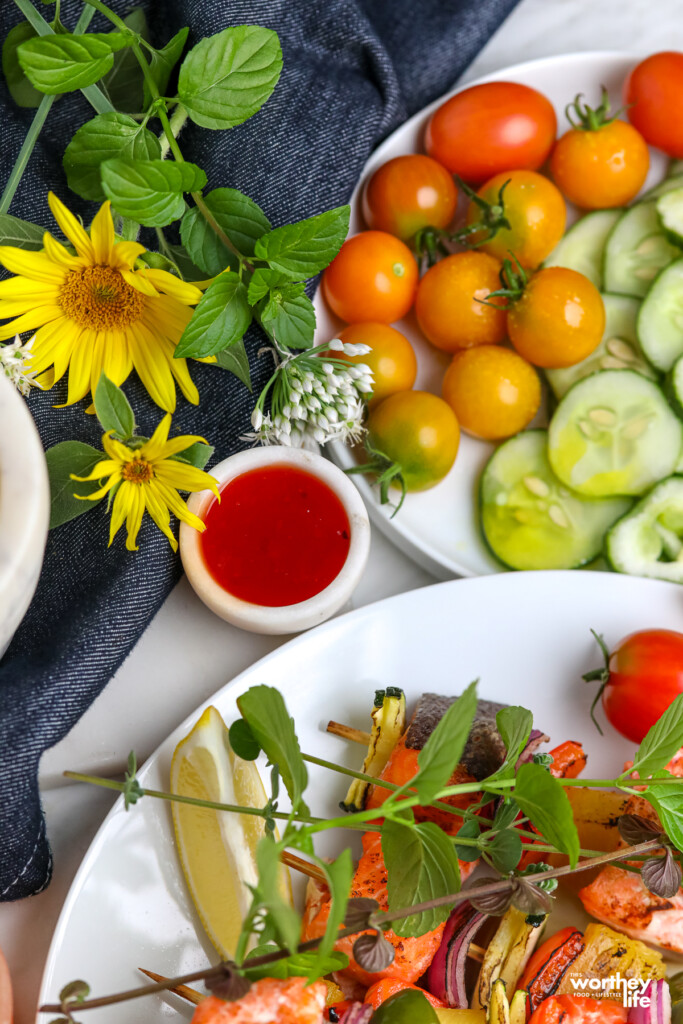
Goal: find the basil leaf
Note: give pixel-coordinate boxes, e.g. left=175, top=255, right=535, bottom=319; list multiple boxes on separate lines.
left=171, top=441, right=214, bottom=470
left=0, top=213, right=45, bottom=250
left=93, top=372, right=135, bottom=440
left=64, top=112, right=161, bottom=202
left=310, top=850, right=353, bottom=971
left=493, top=798, right=520, bottom=831
left=100, top=158, right=206, bottom=226
left=243, top=945, right=348, bottom=982
left=180, top=189, right=270, bottom=274
left=143, top=27, right=189, bottom=107
left=213, top=341, right=252, bottom=391
left=259, top=287, right=316, bottom=350
left=383, top=820, right=460, bottom=937
left=2, top=22, right=43, bottom=107
left=177, top=25, right=283, bottom=130
left=487, top=829, right=523, bottom=874
left=630, top=695, right=683, bottom=780
left=454, top=818, right=481, bottom=862
left=17, top=33, right=130, bottom=95
left=644, top=780, right=683, bottom=853
left=47, top=441, right=105, bottom=529
left=236, top=685, right=308, bottom=812
left=255, top=838, right=302, bottom=954
left=175, top=271, right=251, bottom=358
left=489, top=707, right=534, bottom=780
left=254, top=206, right=350, bottom=279
left=514, top=762, right=580, bottom=868
left=414, top=679, right=478, bottom=805
left=100, top=7, right=147, bottom=112
left=372, top=991, right=439, bottom=1024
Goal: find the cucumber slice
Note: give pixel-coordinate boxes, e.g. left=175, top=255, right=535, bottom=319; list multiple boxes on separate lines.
left=669, top=162, right=683, bottom=180
left=656, top=188, right=683, bottom=245
left=641, top=173, right=683, bottom=200
left=665, top=353, right=683, bottom=419
left=638, top=258, right=683, bottom=371
left=543, top=209, right=621, bottom=289
left=546, top=293, right=655, bottom=399
left=547, top=369, right=682, bottom=497
left=606, top=476, right=683, bottom=581
left=480, top=430, right=631, bottom=571
left=602, top=201, right=680, bottom=297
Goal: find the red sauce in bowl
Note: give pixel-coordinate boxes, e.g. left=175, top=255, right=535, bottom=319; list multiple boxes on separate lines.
left=200, top=465, right=352, bottom=607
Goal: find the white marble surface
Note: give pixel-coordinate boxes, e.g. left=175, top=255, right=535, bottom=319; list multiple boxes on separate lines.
left=2, top=1, right=682, bottom=1021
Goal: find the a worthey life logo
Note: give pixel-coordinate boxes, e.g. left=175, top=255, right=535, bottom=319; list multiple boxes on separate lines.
left=568, top=973, right=654, bottom=1008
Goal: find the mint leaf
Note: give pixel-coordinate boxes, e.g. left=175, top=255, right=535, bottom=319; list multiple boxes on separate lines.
left=243, top=946, right=348, bottom=982
left=487, top=829, right=523, bottom=874
left=255, top=839, right=302, bottom=955
left=383, top=820, right=460, bottom=937
left=630, top=695, right=683, bottom=780
left=181, top=189, right=271, bottom=275
left=454, top=818, right=481, bottom=862
left=414, top=680, right=478, bottom=805
left=2, top=22, right=42, bottom=108
left=514, top=762, right=580, bottom=868
left=644, top=780, right=683, bottom=853
left=143, top=27, right=188, bottom=107
left=247, top=268, right=290, bottom=305
left=213, top=341, right=252, bottom=390
left=259, top=287, right=316, bottom=350
left=0, top=213, right=45, bottom=250
left=47, top=441, right=105, bottom=529
left=94, top=373, right=135, bottom=440
left=254, top=206, right=350, bottom=279
left=177, top=25, right=283, bottom=130
left=236, top=685, right=308, bottom=813
left=175, top=271, right=251, bottom=359
left=100, top=158, right=206, bottom=226
left=64, top=112, right=161, bottom=202
left=17, top=33, right=131, bottom=94
left=100, top=8, right=147, bottom=111
left=171, top=441, right=214, bottom=470
left=488, top=707, right=534, bottom=781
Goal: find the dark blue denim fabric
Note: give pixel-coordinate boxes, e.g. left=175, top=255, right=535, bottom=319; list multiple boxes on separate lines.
left=0, top=0, right=518, bottom=900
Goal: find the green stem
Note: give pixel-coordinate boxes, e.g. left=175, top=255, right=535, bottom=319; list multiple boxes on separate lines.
left=79, top=0, right=129, bottom=32
left=0, top=95, right=54, bottom=216
left=159, top=106, right=189, bottom=160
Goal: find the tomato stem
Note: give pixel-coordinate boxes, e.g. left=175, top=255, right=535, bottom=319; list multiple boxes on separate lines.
left=479, top=251, right=527, bottom=307
left=452, top=175, right=512, bottom=248
left=565, top=86, right=625, bottom=132
left=345, top=439, right=407, bottom=517
left=582, top=628, right=612, bottom=736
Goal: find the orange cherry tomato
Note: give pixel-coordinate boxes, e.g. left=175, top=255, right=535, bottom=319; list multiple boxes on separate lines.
left=442, top=345, right=541, bottom=440
left=550, top=92, right=649, bottom=208
left=425, top=81, right=557, bottom=184
left=364, top=979, right=445, bottom=1011
left=415, top=251, right=507, bottom=353
left=362, top=155, right=458, bottom=241
left=625, top=51, right=683, bottom=157
left=507, top=266, right=605, bottom=368
left=367, top=391, right=460, bottom=492
left=322, top=231, right=418, bottom=324
left=335, top=323, right=417, bottom=405
left=467, top=170, right=566, bottom=268
left=529, top=995, right=627, bottom=1023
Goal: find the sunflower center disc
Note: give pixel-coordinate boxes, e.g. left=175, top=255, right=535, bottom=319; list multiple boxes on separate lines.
left=122, top=457, right=154, bottom=484
left=59, top=265, right=146, bottom=330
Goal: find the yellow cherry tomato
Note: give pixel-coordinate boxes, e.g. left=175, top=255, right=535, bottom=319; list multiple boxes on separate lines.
left=415, top=251, right=507, bottom=353
left=334, top=323, right=417, bottom=406
left=367, top=391, right=460, bottom=492
left=322, top=231, right=418, bottom=323
left=467, top=170, right=566, bottom=268
left=507, top=266, right=605, bottom=369
left=442, top=346, right=541, bottom=440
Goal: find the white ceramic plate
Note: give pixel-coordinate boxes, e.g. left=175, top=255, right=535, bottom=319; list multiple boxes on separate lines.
left=39, top=571, right=683, bottom=1021
left=315, top=52, right=669, bottom=580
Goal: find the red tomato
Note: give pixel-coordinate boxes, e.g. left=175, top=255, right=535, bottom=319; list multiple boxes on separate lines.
left=588, top=629, right=683, bottom=743
left=425, top=81, right=557, bottom=184
left=362, top=155, right=458, bottom=240
left=0, top=948, right=11, bottom=1024
left=364, top=979, right=444, bottom=1011
left=322, top=231, right=418, bottom=324
left=625, top=52, right=683, bottom=157
left=529, top=995, right=627, bottom=1023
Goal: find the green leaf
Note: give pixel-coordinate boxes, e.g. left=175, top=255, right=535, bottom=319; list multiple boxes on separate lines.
left=247, top=268, right=290, bottom=305
left=175, top=271, right=251, bottom=359
left=137, top=245, right=206, bottom=283
left=171, top=441, right=214, bottom=470
left=180, top=189, right=270, bottom=274
left=371, top=990, right=439, bottom=1024
left=2, top=22, right=43, bottom=108
left=243, top=945, right=348, bottom=982
left=213, top=340, right=252, bottom=390
left=487, top=829, right=523, bottom=874
left=493, top=798, right=520, bottom=831
left=255, top=838, right=302, bottom=954
left=0, top=213, right=45, bottom=250
left=17, top=33, right=131, bottom=95
left=308, top=850, right=353, bottom=978
left=514, top=763, right=580, bottom=868
left=644, top=779, right=683, bottom=853
left=93, top=373, right=135, bottom=439
left=454, top=818, right=481, bottom=862
left=46, top=441, right=105, bottom=529
left=63, top=112, right=161, bottom=202
left=228, top=718, right=261, bottom=761
left=254, top=206, right=350, bottom=279
left=236, top=685, right=308, bottom=812
left=100, top=158, right=206, bottom=226
left=177, top=25, right=283, bottom=130
left=630, top=695, right=683, bottom=780
left=383, top=820, right=460, bottom=937
left=100, top=8, right=147, bottom=112
left=143, top=27, right=189, bottom=107
left=488, top=707, right=534, bottom=781
left=414, top=680, right=478, bottom=805
left=259, top=288, right=316, bottom=350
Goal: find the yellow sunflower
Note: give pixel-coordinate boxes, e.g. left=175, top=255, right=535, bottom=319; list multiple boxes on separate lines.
left=0, top=193, right=204, bottom=411
left=72, top=414, right=219, bottom=551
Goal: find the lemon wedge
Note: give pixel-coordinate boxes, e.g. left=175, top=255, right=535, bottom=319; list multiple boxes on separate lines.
left=170, top=705, right=291, bottom=958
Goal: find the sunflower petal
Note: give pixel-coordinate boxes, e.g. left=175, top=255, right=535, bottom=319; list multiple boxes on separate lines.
left=144, top=480, right=178, bottom=550
left=102, top=431, right=134, bottom=463
left=101, top=330, right=133, bottom=386
left=62, top=328, right=97, bottom=405
left=138, top=269, right=202, bottom=305
left=110, top=240, right=146, bottom=270
left=0, top=295, right=59, bottom=318
left=125, top=484, right=145, bottom=551
left=90, top=201, right=115, bottom=264
left=143, top=295, right=192, bottom=342
left=48, top=192, right=95, bottom=262
left=43, top=232, right=84, bottom=270
left=155, top=459, right=219, bottom=496
left=167, top=347, right=200, bottom=405
left=73, top=474, right=120, bottom=501
left=108, top=480, right=131, bottom=546
left=152, top=434, right=210, bottom=461
left=71, top=460, right=119, bottom=482
left=88, top=330, right=107, bottom=399
left=128, top=320, right=176, bottom=411
left=140, top=413, right=172, bottom=461
left=121, top=268, right=158, bottom=297
left=154, top=478, right=206, bottom=532
left=0, top=305, right=63, bottom=342
left=0, top=247, right=68, bottom=284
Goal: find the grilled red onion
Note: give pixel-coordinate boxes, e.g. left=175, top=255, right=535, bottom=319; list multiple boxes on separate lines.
left=338, top=1004, right=373, bottom=1024
left=627, top=979, right=671, bottom=1024
left=516, top=729, right=549, bottom=767
left=425, top=901, right=487, bottom=1007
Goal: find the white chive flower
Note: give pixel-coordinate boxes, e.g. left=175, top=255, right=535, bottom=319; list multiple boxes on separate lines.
left=0, top=334, right=41, bottom=396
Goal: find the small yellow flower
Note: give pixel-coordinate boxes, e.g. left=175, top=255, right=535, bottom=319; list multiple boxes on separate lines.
left=0, top=193, right=204, bottom=411
left=72, top=415, right=219, bottom=552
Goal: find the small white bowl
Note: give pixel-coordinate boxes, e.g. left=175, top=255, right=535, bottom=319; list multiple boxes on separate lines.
left=179, top=446, right=370, bottom=635
left=0, top=374, right=49, bottom=658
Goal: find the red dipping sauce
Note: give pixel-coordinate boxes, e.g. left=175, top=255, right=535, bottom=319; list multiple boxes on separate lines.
left=200, top=465, right=351, bottom=607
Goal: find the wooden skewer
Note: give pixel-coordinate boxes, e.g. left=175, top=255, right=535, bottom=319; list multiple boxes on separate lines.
left=138, top=968, right=202, bottom=1005
left=280, top=850, right=327, bottom=884
left=327, top=720, right=371, bottom=745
